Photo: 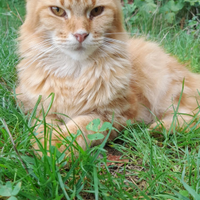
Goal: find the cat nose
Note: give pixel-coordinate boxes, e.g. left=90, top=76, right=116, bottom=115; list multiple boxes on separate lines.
left=73, top=33, right=89, bottom=43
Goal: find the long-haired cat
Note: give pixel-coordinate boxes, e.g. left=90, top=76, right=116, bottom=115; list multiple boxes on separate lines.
left=16, top=0, right=200, bottom=153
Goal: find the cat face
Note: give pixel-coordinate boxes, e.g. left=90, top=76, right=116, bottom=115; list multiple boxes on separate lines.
left=24, top=0, right=124, bottom=61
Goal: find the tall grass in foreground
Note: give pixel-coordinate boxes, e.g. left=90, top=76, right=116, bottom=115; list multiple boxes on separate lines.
left=1, top=1, right=200, bottom=199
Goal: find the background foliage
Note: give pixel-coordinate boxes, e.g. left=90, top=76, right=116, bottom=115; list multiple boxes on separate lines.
left=123, top=0, right=200, bottom=36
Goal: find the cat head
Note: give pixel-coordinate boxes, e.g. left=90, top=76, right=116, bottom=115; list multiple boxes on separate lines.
left=20, top=0, right=126, bottom=61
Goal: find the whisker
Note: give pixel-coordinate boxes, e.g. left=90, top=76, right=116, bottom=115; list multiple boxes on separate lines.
left=101, top=44, right=128, bottom=59
left=20, top=40, right=52, bottom=55
left=104, top=37, right=127, bottom=45
left=22, top=45, right=57, bottom=69
left=104, top=32, right=132, bottom=35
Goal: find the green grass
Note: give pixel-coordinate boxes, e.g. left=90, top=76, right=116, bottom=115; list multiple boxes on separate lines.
left=1, top=1, right=200, bottom=199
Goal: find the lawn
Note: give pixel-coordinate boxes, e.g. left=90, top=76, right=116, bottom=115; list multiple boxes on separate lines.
left=0, top=0, right=200, bottom=199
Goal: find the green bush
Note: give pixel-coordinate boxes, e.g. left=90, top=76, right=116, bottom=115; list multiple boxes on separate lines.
left=123, top=0, right=200, bottom=34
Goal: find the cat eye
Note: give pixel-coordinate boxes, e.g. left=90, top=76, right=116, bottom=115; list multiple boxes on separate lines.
left=50, top=6, right=66, bottom=17
left=90, top=6, right=104, bottom=19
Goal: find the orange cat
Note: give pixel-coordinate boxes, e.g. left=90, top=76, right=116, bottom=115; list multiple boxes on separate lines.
left=16, top=0, right=200, bottom=153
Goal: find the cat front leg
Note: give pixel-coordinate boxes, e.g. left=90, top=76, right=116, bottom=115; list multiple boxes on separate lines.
left=31, top=114, right=64, bottom=155
left=149, top=107, right=197, bottom=131
left=32, top=114, right=115, bottom=156
left=58, top=114, right=116, bottom=150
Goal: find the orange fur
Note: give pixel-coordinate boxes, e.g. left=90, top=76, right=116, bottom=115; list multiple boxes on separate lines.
left=16, top=0, right=200, bottom=153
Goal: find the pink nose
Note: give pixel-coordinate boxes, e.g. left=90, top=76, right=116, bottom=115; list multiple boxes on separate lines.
left=73, top=33, right=89, bottom=43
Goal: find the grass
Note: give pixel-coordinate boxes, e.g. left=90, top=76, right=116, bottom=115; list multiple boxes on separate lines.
left=0, top=0, right=200, bottom=199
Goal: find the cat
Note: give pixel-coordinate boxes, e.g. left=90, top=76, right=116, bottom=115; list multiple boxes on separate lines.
left=16, top=0, right=200, bottom=153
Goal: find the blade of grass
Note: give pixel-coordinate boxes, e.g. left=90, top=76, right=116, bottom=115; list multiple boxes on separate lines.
left=1, top=118, right=29, bottom=174
left=57, top=172, right=70, bottom=200
left=93, top=166, right=98, bottom=200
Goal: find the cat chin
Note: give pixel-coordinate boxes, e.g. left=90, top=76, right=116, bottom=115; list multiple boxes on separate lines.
left=64, top=48, right=94, bottom=61
left=67, top=51, right=90, bottom=61
left=42, top=51, right=93, bottom=78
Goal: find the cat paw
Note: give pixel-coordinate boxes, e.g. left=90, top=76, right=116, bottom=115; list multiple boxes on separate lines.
left=31, top=122, right=86, bottom=158
left=149, top=120, right=172, bottom=132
